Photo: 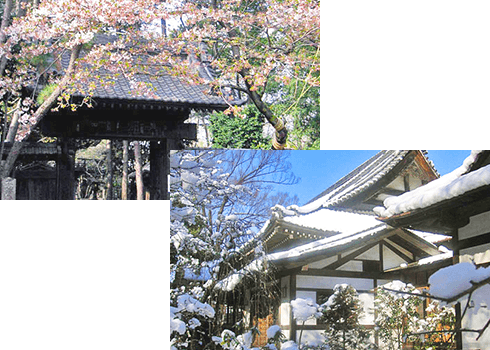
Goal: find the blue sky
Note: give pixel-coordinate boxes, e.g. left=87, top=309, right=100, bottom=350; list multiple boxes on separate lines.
left=276, top=150, right=472, bottom=206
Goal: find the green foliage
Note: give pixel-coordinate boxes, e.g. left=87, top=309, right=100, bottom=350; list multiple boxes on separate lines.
left=268, top=75, right=320, bottom=150
left=375, top=282, right=422, bottom=350
left=320, top=284, right=370, bottom=350
left=36, top=83, right=58, bottom=105
left=411, top=300, right=456, bottom=350
left=209, top=105, right=269, bottom=149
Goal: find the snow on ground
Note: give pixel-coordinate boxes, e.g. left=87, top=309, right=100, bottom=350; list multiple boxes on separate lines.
left=374, top=151, right=488, bottom=218
left=428, top=262, right=490, bottom=301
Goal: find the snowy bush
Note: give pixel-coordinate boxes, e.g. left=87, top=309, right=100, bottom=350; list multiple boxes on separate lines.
left=319, top=284, right=370, bottom=350
left=290, top=298, right=322, bottom=346
left=375, top=281, right=422, bottom=350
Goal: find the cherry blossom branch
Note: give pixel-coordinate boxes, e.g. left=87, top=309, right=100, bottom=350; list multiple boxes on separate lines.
left=1, top=44, right=82, bottom=178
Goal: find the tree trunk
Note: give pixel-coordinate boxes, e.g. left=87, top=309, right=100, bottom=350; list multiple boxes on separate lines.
left=105, top=140, right=113, bottom=200
left=226, top=25, right=288, bottom=150
left=5, top=100, right=21, bottom=143
left=0, top=44, right=82, bottom=179
left=133, top=141, right=144, bottom=200
left=241, top=73, right=288, bottom=150
left=121, top=140, right=129, bottom=200
left=0, top=0, right=14, bottom=75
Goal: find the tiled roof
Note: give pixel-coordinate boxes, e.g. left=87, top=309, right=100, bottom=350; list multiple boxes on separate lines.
left=77, top=70, right=235, bottom=110
left=375, top=151, right=490, bottom=218
left=306, top=151, right=408, bottom=207
left=59, top=35, right=244, bottom=110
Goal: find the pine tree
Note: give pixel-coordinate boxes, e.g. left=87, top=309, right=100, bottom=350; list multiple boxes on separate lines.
left=320, top=284, right=370, bottom=350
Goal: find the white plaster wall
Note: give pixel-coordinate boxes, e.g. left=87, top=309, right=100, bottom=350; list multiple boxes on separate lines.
left=461, top=243, right=490, bottom=258
left=338, top=260, right=363, bottom=272
left=385, top=239, right=413, bottom=260
left=341, top=248, right=358, bottom=258
left=383, top=245, right=407, bottom=270
left=296, top=275, right=374, bottom=291
left=280, top=302, right=291, bottom=326
left=309, top=255, right=338, bottom=269
left=408, top=175, right=422, bottom=190
left=459, top=211, right=490, bottom=240
left=462, top=284, right=490, bottom=350
left=356, top=245, right=380, bottom=260
left=280, top=276, right=291, bottom=326
left=386, top=176, right=405, bottom=191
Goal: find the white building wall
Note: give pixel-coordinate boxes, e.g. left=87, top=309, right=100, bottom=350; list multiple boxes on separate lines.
left=296, top=275, right=374, bottom=291
left=356, top=245, right=380, bottom=260
left=309, top=256, right=338, bottom=269
left=338, top=260, right=363, bottom=272
left=461, top=284, right=490, bottom=350
left=279, top=276, right=291, bottom=327
left=383, top=245, right=407, bottom=270
left=459, top=211, right=490, bottom=240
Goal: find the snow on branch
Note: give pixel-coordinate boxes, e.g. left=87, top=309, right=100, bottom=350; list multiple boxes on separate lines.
left=382, top=262, right=490, bottom=342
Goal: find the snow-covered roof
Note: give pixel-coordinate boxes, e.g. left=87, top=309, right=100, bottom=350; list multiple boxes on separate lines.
left=267, top=223, right=388, bottom=264
left=384, top=249, right=453, bottom=273
left=279, top=207, right=382, bottom=234
left=374, top=151, right=489, bottom=218
left=282, top=150, right=438, bottom=215
left=408, top=229, right=452, bottom=244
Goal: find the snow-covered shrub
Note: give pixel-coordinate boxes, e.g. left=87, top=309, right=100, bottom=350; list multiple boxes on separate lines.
left=291, top=298, right=322, bottom=323
left=291, top=298, right=322, bottom=346
left=411, top=300, right=456, bottom=349
left=170, top=293, right=216, bottom=349
left=319, top=284, right=370, bottom=350
left=375, top=281, right=422, bottom=350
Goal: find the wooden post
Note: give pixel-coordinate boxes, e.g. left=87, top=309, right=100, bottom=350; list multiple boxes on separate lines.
left=121, top=140, right=129, bottom=200
left=149, top=140, right=168, bottom=200
left=105, top=140, right=113, bottom=200
left=133, top=141, right=144, bottom=200
left=57, top=138, right=75, bottom=200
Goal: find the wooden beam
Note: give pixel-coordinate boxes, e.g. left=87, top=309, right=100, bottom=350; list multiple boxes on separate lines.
left=382, top=239, right=414, bottom=264
left=396, top=229, right=441, bottom=256
left=324, top=241, right=380, bottom=270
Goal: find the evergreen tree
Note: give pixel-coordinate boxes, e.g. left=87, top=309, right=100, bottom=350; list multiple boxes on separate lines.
left=375, top=281, right=422, bottom=350
left=320, top=284, right=370, bottom=350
